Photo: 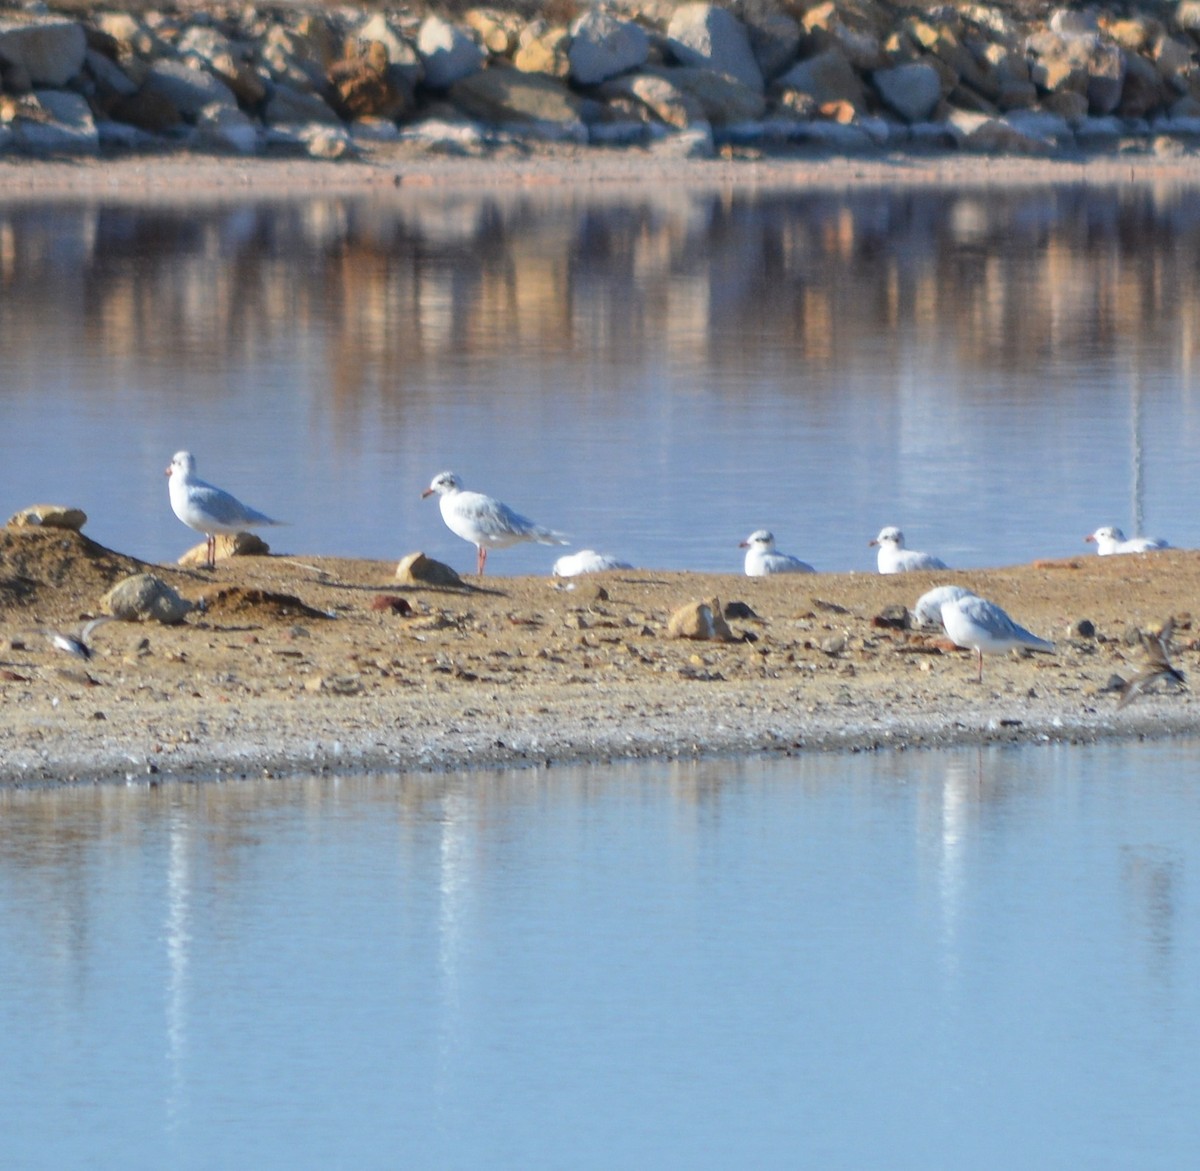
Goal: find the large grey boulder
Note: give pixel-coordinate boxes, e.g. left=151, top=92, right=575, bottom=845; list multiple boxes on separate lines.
left=666, top=4, right=763, bottom=92
left=568, top=10, right=649, bottom=86
left=418, top=15, right=484, bottom=89
left=263, top=83, right=341, bottom=126
left=872, top=62, right=943, bottom=122
left=598, top=71, right=704, bottom=129
left=643, top=64, right=765, bottom=124
left=102, top=574, right=192, bottom=625
left=744, top=10, right=802, bottom=83
left=774, top=48, right=866, bottom=112
left=143, top=60, right=238, bottom=121
left=0, top=20, right=86, bottom=87
left=14, top=90, right=98, bottom=155
left=449, top=69, right=587, bottom=133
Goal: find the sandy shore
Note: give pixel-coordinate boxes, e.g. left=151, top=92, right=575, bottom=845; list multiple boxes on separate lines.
left=2, top=147, right=1200, bottom=203
left=1, top=521, right=1197, bottom=787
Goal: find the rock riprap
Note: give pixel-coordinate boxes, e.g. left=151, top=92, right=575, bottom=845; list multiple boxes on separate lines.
left=3, top=2, right=1200, bottom=161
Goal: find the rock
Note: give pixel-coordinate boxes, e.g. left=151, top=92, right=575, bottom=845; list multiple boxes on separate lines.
left=872, top=62, right=943, bottom=122
left=84, top=49, right=137, bottom=106
left=1086, top=41, right=1126, bottom=115
left=667, top=597, right=736, bottom=642
left=649, top=124, right=714, bottom=157
left=102, top=574, right=192, bottom=625
left=802, top=2, right=884, bottom=70
left=1067, top=618, right=1096, bottom=638
left=568, top=10, right=649, bottom=86
left=418, top=16, right=485, bottom=90
left=7, top=503, right=87, bottom=530
left=946, top=110, right=1056, bottom=154
left=1042, top=89, right=1090, bottom=123
left=110, top=87, right=181, bottom=134
left=464, top=9, right=521, bottom=55
left=449, top=68, right=587, bottom=131
left=329, top=46, right=412, bottom=120
left=598, top=72, right=704, bottom=128
left=179, top=532, right=271, bottom=566
left=396, top=551, right=464, bottom=587
left=0, top=19, right=86, bottom=87
left=744, top=10, right=802, bottom=83
left=1120, top=52, right=1170, bottom=118
left=14, top=90, right=98, bottom=155
left=299, top=125, right=355, bottom=159
left=263, top=83, right=341, bottom=126
left=773, top=48, right=866, bottom=113
left=195, top=104, right=261, bottom=155
left=641, top=64, right=765, bottom=125
left=666, top=3, right=763, bottom=92
left=355, top=13, right=423, bottom=102
left=1178, top=1, right=1200, bottom=33
left=514, top=25, right=571, bottom=78
left=371, top=594, right=415, bottom=615
left=143, top=60, right=238, bottom=121
left=261, top=23, right=333, bottom=93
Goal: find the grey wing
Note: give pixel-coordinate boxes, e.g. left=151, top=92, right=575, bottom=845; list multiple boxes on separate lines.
left=80, top=616, right=114, bottom=642
left=966, top=598, right=1053, bottom=650
left=488, top=499, right=566, bottom=545
left=194, top=480, right=279, bottom=526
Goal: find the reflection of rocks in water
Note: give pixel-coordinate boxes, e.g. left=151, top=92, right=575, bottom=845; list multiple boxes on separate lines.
left=8, top=187, right=1200, bottom=412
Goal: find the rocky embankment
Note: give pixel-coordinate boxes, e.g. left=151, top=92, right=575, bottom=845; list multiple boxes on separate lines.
left=3, top=0, right=1200, bottom=163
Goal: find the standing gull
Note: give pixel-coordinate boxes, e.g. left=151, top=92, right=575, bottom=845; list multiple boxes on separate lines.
left=422, top=471, right=567, bottom=576
left=869, top=526, right=948, bottom=574
left=1085, top=526, right=1171, bottom=555
left=167, top=451, right=284, bottom=570
left=940, top=594, right=1055, bottom=682
left=739, top=530, right=815, bottom=576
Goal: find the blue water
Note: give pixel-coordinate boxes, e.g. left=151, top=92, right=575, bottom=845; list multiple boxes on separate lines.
left=2, top=184, right=1200, bottom=575
left=2, top=742, right=1199, bottom=1168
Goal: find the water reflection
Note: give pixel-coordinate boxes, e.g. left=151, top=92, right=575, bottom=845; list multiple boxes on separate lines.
left=6, top=185, right=1200, bottom=390
left=2, top=744, right=1200, bottom=1165
left=5, top=183, right=1200, bottom=571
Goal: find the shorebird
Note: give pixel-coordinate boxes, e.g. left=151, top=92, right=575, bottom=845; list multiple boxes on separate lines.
left=1117, top=619, right=1187, bottom=709
left=912, top=585, right=977, bottom=628
left=940, top=594, right=1055, bottom=682
left=39, top=617, right=113, bottom=661
left=422, top=471, right=567, bottom=576
left=166, top=451, right=283, bottom=569
left=553, top=550, right=633, bottom=577
left=870, top=526, right=948, bottom=574
left=739, top=529, right=815, bottom=576
left=1085, top=526, right=1170, bottom=555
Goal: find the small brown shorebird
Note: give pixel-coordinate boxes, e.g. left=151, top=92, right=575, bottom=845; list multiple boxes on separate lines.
left=1117, top=619, right=1187, bottom=710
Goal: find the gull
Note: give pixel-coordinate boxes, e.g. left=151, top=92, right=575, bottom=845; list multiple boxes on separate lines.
left=167, top=451, right=283, bottom=570
left=940, top=594, right=1055, bottom=682
left=422, top=471, right=567, bottom=576
left=1117, top=619, right=1187, bottom=709
left=39, top=616, right=113, bottom=661
left=1085, top=526, right=1170, bottom=556
left=870, top=526, right=948, bottom=574
left=553, top=550, right=632, bottom=577
left=912, top=585, right=977, bottom=628
left=739, top=529, right=815, bottom=576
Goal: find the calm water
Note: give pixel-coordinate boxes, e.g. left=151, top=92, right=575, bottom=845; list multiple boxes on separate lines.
left=2, top=742, right=1199, bottom=1168
left=2, top=182, right=1200, bottom=574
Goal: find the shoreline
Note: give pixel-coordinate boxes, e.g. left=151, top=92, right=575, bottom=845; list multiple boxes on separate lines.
left=3, top=526, right=1197, bottom=789
left=2, top=150, right=1200, bottom=203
